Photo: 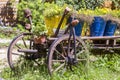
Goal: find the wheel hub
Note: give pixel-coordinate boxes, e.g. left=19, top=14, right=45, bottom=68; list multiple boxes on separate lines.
left=66, top=56, right=78, bottom=65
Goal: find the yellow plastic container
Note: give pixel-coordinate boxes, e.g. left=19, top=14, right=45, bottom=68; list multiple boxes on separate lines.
left=81, top=22, right=90, bottom=36
left=44, top=15, right=67, bottom=36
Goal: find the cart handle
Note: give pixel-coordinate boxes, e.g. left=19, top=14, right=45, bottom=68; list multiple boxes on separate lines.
left=24, top=9, right=32, bottom=32
left=24, top=8, right=32, bottom=18
left=64, top=7, right=71, bottom=14
left=53, top=7, right=71, bottom=37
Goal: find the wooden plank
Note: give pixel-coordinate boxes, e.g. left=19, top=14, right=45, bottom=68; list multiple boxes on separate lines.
left=48, top=36, right=120, bottom=41
left=81, top=36, right=120, bottom=40
left=92, top=46, right=120, bottom=49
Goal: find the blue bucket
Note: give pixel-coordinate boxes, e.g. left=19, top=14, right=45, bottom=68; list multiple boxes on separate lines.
left=90, top=16, right=106, bottom=36
left=104, top=20, right=117, bottom=36
left=68, top=17, right=84, bottom=36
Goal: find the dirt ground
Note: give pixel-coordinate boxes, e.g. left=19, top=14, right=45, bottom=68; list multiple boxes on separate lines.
left=0, top=39, right=11, bottom=72
left=0, top=48, right=9, bottom=72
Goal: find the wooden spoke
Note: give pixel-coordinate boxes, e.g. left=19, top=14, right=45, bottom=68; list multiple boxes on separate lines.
left=12, top=52, right=25, bottom=57
left=53, top=63, right=65, bottom=72
left=15, top=44, right=21, bottom=49
left=54, top=49, right=66, bottom=59
left=22, top=38, right=28, bottom=48
left=52, top=60, right=65, bottom=62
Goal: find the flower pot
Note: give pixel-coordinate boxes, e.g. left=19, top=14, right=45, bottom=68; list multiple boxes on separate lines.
left=104, top=20, right=117, bottom=36
left=81, top=22, right=90, bottom=36
left=90, top=16, right=106, bottom=36
left=44, top=15, right=67, bottom=36
left=34, top=36, right=46, bottom=44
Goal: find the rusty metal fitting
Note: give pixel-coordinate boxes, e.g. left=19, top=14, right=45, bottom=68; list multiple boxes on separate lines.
left=71, top=19, right=79, bottom=27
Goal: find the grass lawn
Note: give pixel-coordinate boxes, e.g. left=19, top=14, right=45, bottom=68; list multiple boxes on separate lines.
left=0, top=29, right=120, bottom=80
left=0, top=53, right=120, bottom=80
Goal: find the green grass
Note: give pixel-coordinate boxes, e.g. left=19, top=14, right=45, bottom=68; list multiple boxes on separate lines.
left=0, top=43, right=9, bottom=48
left=0, top=53, right=120, bottom=80
left=0, top=33, right=17, bottom=39
left=0, top=27, right=22, bottom=39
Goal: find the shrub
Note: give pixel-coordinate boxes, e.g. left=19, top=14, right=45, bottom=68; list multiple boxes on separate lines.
left=17, top=0, right=47, bottom=36
left=55, top=0, right=104, bottom=10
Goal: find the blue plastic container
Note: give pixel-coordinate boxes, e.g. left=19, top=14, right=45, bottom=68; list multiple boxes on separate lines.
left=90, top=16, right=106, bottom=36
left=68, top=17, right=84, bottom=36
left=104, top=20, right=117, bottom=36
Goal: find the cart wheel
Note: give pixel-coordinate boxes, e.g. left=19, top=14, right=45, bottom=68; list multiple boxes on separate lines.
left=7, top=33, right=35, bottom=72
left=48, top=34, right=89, bottom=75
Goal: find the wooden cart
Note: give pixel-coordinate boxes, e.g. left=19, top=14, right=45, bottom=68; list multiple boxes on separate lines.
left=7, top=7, right=119, bottom=75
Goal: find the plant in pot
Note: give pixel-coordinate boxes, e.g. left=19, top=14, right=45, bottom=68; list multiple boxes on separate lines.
left=43, top=3, right=69, bottom=36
